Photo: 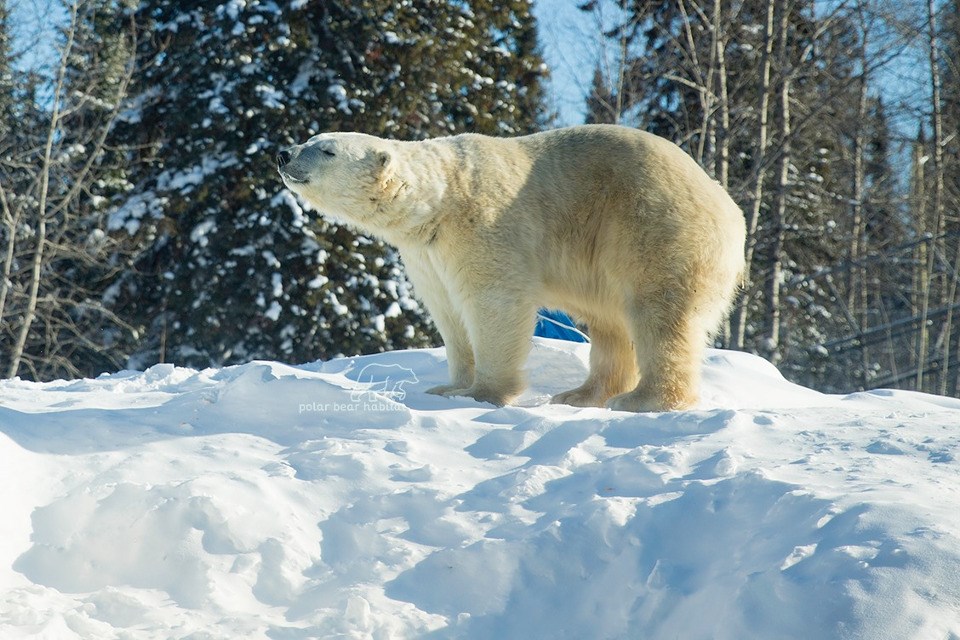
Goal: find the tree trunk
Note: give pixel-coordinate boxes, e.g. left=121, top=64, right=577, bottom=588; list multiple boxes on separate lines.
left=925, top=0, right=954, bottom=396
left=849, top=0, right=870, bottom=388
left=0, top=185, right=17, bottom=325
left=911, top=132, right=928, bottom=389
left=917, top=0, right=945, bottom=392
left=711, top=0, right=732, bottom=344
left=764, top=0, right=791, bottom=366
left=731, top=0, right=776, bottom=350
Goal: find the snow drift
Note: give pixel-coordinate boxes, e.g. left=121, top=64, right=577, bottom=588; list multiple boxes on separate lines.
left=1, top=339, right=959, bottom=639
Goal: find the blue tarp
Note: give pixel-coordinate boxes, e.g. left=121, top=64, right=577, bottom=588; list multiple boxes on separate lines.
left=534, top=309, right=588, bottom=343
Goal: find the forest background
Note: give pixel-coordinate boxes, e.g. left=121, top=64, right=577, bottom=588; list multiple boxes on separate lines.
left=2, top=0, right=959, bottom=398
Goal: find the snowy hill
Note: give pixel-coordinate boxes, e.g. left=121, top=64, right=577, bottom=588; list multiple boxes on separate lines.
left=2, top=339, right=960, bottom=639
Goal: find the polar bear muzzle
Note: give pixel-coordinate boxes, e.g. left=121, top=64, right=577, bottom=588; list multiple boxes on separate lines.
left=276, top=146, right=310, bottom=185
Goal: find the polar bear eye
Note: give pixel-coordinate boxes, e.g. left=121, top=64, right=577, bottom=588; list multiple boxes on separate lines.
left=321, top=149, right=336, bottom=157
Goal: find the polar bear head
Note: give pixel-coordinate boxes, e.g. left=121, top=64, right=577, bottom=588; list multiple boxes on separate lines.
left=277, top=132, right=409, bottom=234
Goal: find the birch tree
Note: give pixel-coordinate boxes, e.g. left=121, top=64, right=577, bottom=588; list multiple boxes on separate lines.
left=762, top=0, right=792, bottom=364
left=915, top=0, right=946, bottom=391
left=934, top=0, right=960, bottom=395
left=731, top=0, right=776, bottom=350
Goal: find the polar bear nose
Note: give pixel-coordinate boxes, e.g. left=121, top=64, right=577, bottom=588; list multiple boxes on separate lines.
left=277, top=149, right=291, bottom=168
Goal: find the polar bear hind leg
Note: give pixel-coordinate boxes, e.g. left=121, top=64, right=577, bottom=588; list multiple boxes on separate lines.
left=551, top=317, right=638, bottom=408
left=607, top=295, right=705, bottom=412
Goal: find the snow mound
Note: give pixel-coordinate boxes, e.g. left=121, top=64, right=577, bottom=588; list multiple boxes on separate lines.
left=2, top=339, right=959, bottom=639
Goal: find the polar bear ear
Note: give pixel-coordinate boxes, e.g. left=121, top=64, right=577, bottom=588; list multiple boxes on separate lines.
left=373, top=149, right=394, bottom=183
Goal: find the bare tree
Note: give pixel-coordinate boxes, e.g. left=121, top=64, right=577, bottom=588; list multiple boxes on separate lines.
left=845, top=0, right=873, bottom=388
left=914, top=0, right=946, bottom=391
left=1, top=1, right=137, bottom=379
left=928, top=0, right=960, bottom=396
left=762, top=0, right=793, bottom=365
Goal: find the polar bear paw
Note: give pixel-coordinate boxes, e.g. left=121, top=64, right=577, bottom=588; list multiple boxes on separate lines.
left=550, top=386, right=606, bottom=408
left=428, top=383, right=517, bottom=407
left=606, top=387, right=695, bottom=412
left=425, top=384, right=466, bottom=396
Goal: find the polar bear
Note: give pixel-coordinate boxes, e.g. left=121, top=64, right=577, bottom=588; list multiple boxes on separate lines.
left=277, top=125, right=745, bottom=411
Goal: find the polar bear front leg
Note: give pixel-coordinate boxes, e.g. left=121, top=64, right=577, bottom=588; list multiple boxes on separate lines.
left=401, top=256, right=475, bottom=394
left=443, top=291, right=536, bottom=406
left=425, top=303, right=475, bottom=395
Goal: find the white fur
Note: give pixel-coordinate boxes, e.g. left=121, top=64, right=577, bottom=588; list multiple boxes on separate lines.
left=279, top=125, right=746, bottom=411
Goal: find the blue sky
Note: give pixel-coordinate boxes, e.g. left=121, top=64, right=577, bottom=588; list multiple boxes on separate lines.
left=532, top=0, right=595, bottom=125
left=8, top=0, right=62, bottom=72
left=9, top=0, right=931, bottom=140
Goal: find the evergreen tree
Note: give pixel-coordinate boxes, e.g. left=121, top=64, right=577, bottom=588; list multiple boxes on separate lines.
left=105, top=1, right=548, bottom=369
left=585, top=67, right=617, bottom=124
left=849, top=96, right=911, bottom=389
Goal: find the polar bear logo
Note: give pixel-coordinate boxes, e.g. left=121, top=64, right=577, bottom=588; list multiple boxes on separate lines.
left=278, top=125, right=746, bottom=411
left=349, top=363, right=419, bottom=402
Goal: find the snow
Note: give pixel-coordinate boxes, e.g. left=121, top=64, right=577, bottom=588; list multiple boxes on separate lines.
left=156, top=154, right=239, bottom=195
left=264, top=300, right=282, bottom=322
left=1, top=340, right=959, bottom=639
left=108, top=191, right=168, bottom=235
left=255, top=83, right=285, bottom=110
left=384, top=301, right=402, bottom=318
left=189, top=219, right=217, bottom=246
